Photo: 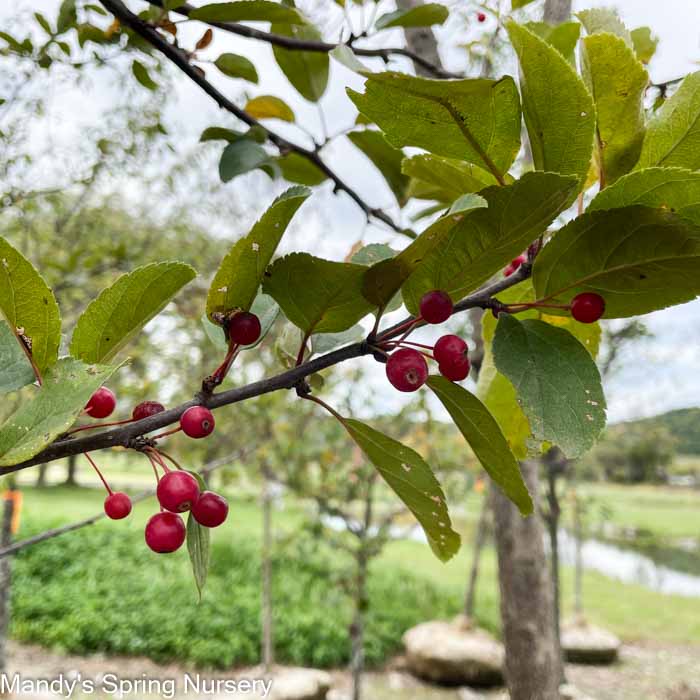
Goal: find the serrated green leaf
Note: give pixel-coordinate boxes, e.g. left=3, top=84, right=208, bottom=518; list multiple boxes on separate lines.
left=636, top=71, right=700, bottom=171
left=348, top=130, right=409, bottom=205
left=272, top=23, right=329, bottom=102
left=263, top=253, right=374, bottom=335
left=276, top=152, right=327, bottom=186
left=187, top=512, right=210, bottom=600
left=588, top=167, right=700, bottom=225
left=630, top=27, right=658, bottom=65
left=581, top=33, right=648, bottom=184
left=207, top=187, right=310, bottom=319
left=524, top=21, right=581, bottom=64
left=375, top=3, right=448, bottom=30
left=0, top=358, right=119, bottom=466
left=507, top=21, right=595, bottom=185
left=189, top=1, right=304, bottom=23
left=577, top=8, right=632, bottom=45
left=214, top=53, right=258, bottom=82
left=427, top=376, right=533, bottom=515
left=245, top=95, right=295, bottom=122
left=401, top=172, right=577, bottom=314
left=533, top=205, right=700, bottom=318
left=218, top=139, right=271, bottom=182
left=343, top=418, right=460, bottom=562
left=0, top=236, right=61, bottom=375
left=348, top=73, right=521, bottom=178
left=402, top=154, right=498, bottom=202
left=131, top=60, right=158, bottom=90
left=70, top=262, right=196, bottom=364
left=492, top=315, right=606, bottom=458
left=0, top=322, right=35, bottom=394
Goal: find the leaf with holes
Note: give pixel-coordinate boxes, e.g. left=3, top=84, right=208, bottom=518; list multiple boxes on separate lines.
left=0, top=236, right=61, bottom=375
left=189, top=1, right=304, bottom=23
left=348, top=72, right=521, bottom=178
left=0, top=358, right=120, bottom=466
left=272, top=23, right=329, bottom=102
left=0, top=322, right=35, bottom=394
left=401, top=172, right=577, bottom=314
left=70, top=262, right=195, bottom=364
left=343, top=418, right=461, bottom=562
left=492, top=315, right=606, bottom=458
left=263, top=253, right=375, bottom=335
left=507, top=21, right=595, bottom=186
left=636, top=72, right=700, bottom=171
left=207, top=187, right=310, bottom=320
left=533, top=205, right=700, bottom=318
left=187, top=513, right=210, bottom=600
left=375, top=3, right=448, bottom=30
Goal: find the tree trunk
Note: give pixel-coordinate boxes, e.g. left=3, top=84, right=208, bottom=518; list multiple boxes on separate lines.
left=492, top=461, right=561, bottom=700
left=544, top=0, right=572, bottom=24
left=349, top=552, right=368, bottom=700
left=261, top=470, right=274, bottom=672
left=545, top=467, right=565, bottom=684
left=0, top=497, right=14, bottom=673
left=36, top=463, right=48, bottom=488
left=65, top=454, right=78, bottom=486
left=396, top=0, right=441, bottom=76
left=464, top=488, right=489, bottom=618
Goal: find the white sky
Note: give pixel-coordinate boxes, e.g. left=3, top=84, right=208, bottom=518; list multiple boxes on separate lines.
left=1, top=0, right=700, bottom=423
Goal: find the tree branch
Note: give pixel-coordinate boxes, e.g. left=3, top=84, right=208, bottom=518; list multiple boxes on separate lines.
left=99, top=0, right=404, bottom=234
left=145, top=0, right=460, bottom=80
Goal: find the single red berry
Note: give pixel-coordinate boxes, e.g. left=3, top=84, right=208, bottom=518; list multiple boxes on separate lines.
left=227, top=311, right=261, bottom=345
left=104, top=492, right=132, bottom=520
left=439, top=354, right=471, bottom=382
left=85, top=387, right=116, bottom=419
left=420, top=290, right=454, bottom=324
left=504, top=254, right=527, bottom=277
left=386, top=348, right=429, bottom=392
left=192, top=491, right=229, bottom=528
left=132, top=400, right=165, bottom=421
left=180, top=406, right=215, bottom=439
left=145, top=512, right=186, bottom=553
left=157, top=470, right=200, bottom=512
left=434, top=334, right=468, bottom=365
left=571, top=292, right=605, bottom=323
left=477, top=11, right=487, bottom=22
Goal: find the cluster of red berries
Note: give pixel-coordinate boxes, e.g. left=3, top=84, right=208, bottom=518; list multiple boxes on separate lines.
left=384, top=290, right=471, bottom=393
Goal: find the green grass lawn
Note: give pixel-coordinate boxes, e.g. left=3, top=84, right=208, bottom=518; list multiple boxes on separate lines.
left=11, top=475, right=700, bottom=646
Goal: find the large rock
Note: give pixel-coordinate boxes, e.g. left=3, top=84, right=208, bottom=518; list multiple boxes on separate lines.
left=403, top=618, right=504, bottom=686
left=267, top=667, right=332, bottom=700
left=561, top=619, right=621, bottom=664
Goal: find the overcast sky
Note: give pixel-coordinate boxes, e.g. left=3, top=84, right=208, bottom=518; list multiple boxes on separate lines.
left=2, top=0, right=700, bottom=423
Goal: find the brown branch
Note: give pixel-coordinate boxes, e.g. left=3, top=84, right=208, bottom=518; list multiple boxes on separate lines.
left=145, top=0, right=460, bottom=80
left=99, top=0, right=404, bottom=234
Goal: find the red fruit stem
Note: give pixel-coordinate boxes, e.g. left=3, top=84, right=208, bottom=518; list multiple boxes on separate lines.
left=67, top=418, right=134, bottom=436
left=145, top=450, right=163, bottom=483
left=210, top=343, right=240, bottom=385
left=84, top=452, right=112, bottom=495
left=385, top=340, right=434, bottom=351
left=296, top=332, right=311, bottom=367
left=155, top=449, right=184, bottom=471
left=151, top=426, right=182, bottom=441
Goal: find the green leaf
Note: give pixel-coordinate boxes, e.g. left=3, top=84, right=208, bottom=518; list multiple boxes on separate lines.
left=186, top=512, right=210, bottom=600
left=218, top=139, right=270, bottom=182
left=581, top=33, right=648, bottom=184
left=577, top=8, right=632, bottom=45
left=375, top=3, right=448, bottom=30
left=214, top=53, right=258, bottom=82
left=448, top=193, right=488, bottom=216
left=402, top=154, right=498, bottom=202
left=34, top=13, right=53, bottom=35
left=330, top=45, right=370, bottom=73
left=311, top=324, right=364, bottom=355
left=262, top=253, right=375, bottom=334
left=245, top=95, right=295, bottom=122
left=0, top=322, right=35, bottom=394
left=189, top=1, right=304, bottom=23
left=348, top=72, right=521, bottom=177
left=70, top=262, right=195, bottom=364
left=0, top=236, right=61, bottom=375
left=507, top=21, right=595, bottom=185
left=533, top=205, right=700, bottom=318
left=343, top=418, right=461, bottom=562
left=200, top=126, right=244, bottom=143
left=492, top=315, right=606, bottom=458
left=630, top=27, right=658, bottom=65
left=347, top=130, right=409, bottom=205
left=636, top=71, right=700, bottom=171
left=0, top=358, right=119, bottom=466
left=588, top=167, right=700, bottom=225
left=427, top=376, right=533, bottom=515
left=56, top=0, right=77, bottom=33
left=272, top=23, right=329, bottom=102
left=131, top=60, right=158, bottom=90
left=524, top=21, right=581, bottom=63
left=276, top=152, right=327, bottom=186
left=401, top=172, right=577, bottom=314
left=207, top=187, right=310, bottom=320
left=350, top=243, right=398, bottom=266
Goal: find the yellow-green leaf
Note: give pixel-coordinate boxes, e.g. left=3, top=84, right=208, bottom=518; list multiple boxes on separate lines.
left=245, top=95, right=295, bottom=122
